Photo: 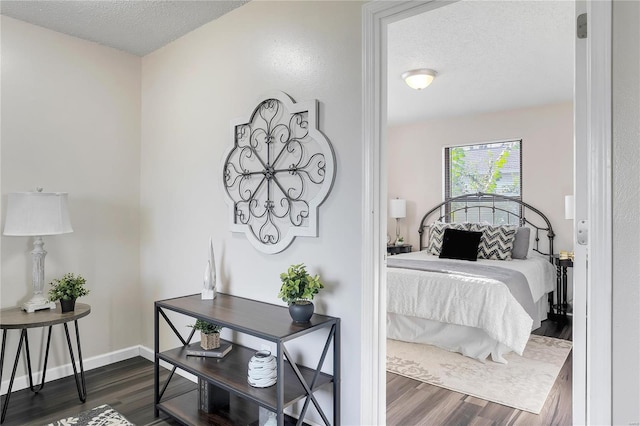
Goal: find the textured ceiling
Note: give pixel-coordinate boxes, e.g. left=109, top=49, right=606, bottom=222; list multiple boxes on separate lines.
left=0, top=0, right=573, bottom=124
left=387, top=0, right=575, bottom=125
left=0, top=0, right=249, bottom=56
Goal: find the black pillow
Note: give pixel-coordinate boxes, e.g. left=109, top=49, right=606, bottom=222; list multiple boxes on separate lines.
left=439, top=228, right=482, bottom=261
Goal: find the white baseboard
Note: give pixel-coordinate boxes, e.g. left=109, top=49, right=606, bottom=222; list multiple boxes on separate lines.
left=1, top=345, right=140, bottom=396
left=138, top=345, right=154, bottom=362
left=0, top=345, right=201, bottom=396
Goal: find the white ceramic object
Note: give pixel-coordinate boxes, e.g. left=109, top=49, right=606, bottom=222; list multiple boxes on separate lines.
left=202, top=237, right=217, bottom=300
left=248, top=350, right=277, bottom=388
left=259, top=407, right=277, bottom=426
left=202, top=260, right=213, bottom=300
left=209, top=237, right=217, bottom=294
left=263, top=411, right=277, bottom=426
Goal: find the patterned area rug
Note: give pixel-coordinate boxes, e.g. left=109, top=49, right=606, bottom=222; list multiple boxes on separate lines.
left=46, top=404, right=134, bottom=426
left=387, top=335, right=572, bottom=414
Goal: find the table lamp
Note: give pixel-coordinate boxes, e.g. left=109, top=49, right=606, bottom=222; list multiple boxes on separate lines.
left=389, top=198, right=407, bottom=244
left=3, top=189, right=73, bottom=312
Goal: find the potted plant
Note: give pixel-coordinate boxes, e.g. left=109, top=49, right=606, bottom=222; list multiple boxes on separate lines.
left=278, top=263, right=324, bottom=323
left=190, top=319, right=223, bottom=350
left=47, top=273, right=90, bottom=313
left=395, top=236, right=405, bottom=246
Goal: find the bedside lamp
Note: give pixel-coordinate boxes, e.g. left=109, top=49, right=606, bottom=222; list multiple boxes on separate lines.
left=389, top=198, right=407, bottom=245
left=3, top=189, right=73, bottom=312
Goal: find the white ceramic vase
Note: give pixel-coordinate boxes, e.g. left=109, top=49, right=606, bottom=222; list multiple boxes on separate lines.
left=247, top=350, right=277, bottom=388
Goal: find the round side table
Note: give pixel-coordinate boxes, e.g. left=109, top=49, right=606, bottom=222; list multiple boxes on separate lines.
left=0, top=304, right=91, bottom=424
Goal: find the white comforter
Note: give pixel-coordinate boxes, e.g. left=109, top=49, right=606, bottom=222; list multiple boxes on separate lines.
left=386, top=252, right=555, bottom=356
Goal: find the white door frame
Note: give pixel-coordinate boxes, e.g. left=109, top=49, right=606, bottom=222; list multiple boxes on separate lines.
left=360, top=1, right=613, bottom=425
left=581, top=1, right=613, bottom=424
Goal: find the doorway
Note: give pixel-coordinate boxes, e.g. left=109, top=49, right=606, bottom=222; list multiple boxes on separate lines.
left=361, top=1, right=613, bottom=424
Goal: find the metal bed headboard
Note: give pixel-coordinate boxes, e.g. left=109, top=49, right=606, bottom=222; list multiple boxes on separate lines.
left=418, top=192, right=555, bottom=262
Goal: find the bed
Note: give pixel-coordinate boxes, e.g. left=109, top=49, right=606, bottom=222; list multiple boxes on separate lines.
left=386, top=192, right=556, bottom=363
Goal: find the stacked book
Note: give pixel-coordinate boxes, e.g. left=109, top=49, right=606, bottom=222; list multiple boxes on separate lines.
left=186, top=341, right=233, bottom=358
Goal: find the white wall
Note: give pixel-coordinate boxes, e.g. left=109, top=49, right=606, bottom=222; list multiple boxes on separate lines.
left=0, top=16, right=142, bottom=382
left=612, top=0, right=640, bottom=423
left=387, top=102, right=574, bottom=257
left=140, top=1, right=363, bottom=424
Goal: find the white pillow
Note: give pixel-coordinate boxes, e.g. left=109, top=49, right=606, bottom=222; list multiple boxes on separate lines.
left=427, top=222, right=469, bottom=256
left=468, top=223, right=518, bottom=260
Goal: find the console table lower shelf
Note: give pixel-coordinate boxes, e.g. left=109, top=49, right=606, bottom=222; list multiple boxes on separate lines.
left=157, top=341, right=333, bottom=424
left=157, top=391, right=308, bottom=426
left=154, top=293, right=340, bottom=426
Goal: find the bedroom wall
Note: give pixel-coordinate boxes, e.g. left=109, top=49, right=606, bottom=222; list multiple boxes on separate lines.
left=0, top=16, right=142, bottom=387
left=387, top=101, right=574, bottom=257
left=140, top=1, right=362, bottom=424
left=612, top=0, right=640, bottom=423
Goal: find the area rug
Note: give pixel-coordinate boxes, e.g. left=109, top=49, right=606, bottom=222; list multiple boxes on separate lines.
left=386, top=335, right=572, bottom=414
left=46, top=404, right=134, bottom=426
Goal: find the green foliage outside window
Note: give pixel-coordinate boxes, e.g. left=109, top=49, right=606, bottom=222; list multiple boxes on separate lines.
left=449, top=141, right=521, bottom=197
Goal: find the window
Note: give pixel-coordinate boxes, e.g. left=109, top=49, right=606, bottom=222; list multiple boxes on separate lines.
left=444, top=140, right=522, bottom=224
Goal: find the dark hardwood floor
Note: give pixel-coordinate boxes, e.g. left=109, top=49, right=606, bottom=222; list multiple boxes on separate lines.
left=2, top=319, right=571, bottom=426
left=2, top=357, right=194, bottom=426
left=387, top=318, right=573, bottom=426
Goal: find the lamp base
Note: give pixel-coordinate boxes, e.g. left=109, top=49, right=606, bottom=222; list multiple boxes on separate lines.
left=22, top=296, right=56, bottom=313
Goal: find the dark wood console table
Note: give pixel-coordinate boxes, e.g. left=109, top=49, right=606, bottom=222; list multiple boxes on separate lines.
left=0, top=304, right=90, bottom=424
left=154, top=293, right=340, bottom=426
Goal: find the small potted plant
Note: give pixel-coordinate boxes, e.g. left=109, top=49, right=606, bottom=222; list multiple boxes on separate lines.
left=48, top=273, right=90, bottom=313
left=395, top=236, right=405, bottom=246
left=190, top=319, right=223, bottom=350
left=278, top=263, right=324, bottom=323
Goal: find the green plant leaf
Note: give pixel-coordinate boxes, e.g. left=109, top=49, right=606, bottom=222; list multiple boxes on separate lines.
left=189, top=319, right=222, bottom=334
left=278, top=263, right=324, bottom=304
left=47, top=273, right=89, bottom=302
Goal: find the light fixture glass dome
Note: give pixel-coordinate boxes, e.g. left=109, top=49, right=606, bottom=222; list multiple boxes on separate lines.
left=401, top=68, right=437, bottom=90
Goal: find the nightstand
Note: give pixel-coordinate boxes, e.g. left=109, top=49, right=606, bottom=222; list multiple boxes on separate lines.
left=551, top=255, right=573, bottom=321
left=387, top=244, right=412, bottom=255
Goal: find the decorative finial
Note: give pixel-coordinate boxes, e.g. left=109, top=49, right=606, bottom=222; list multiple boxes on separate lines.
left=201, top=237, right=217, bottom=300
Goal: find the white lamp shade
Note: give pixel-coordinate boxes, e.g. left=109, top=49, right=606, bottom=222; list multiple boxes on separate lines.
left=564, top=195, right=574, bottom=220
left=3, top=192, right=73, bottom=236
left=402, top=69, right=437, bottom=90
left=389, top=199, right=407, bottom=219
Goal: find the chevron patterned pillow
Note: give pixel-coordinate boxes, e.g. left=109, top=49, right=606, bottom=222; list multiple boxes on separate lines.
left=469, top=223, right=518, bottom=260
left=428, top=222, right=469, bottom=255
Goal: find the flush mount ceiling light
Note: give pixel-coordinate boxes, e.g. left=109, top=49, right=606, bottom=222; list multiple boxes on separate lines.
left=401, top=68, right=437, bottom=90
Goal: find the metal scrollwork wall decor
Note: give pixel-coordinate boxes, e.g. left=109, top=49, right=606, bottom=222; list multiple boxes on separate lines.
left=222, top=92, right=335, bottom=254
